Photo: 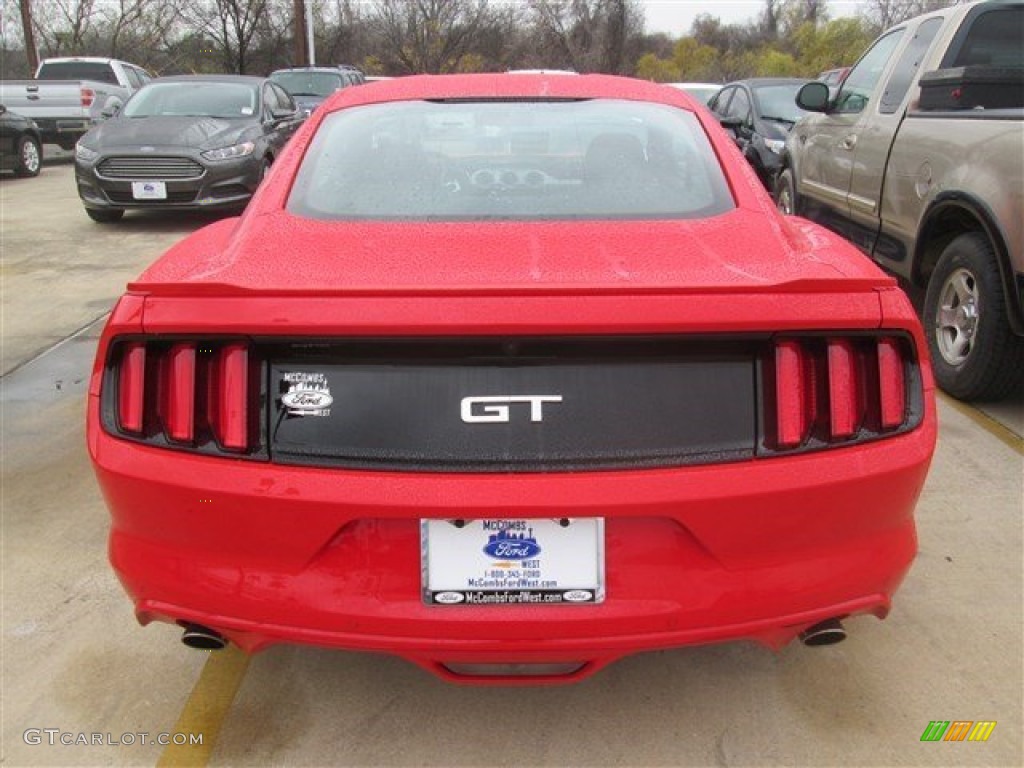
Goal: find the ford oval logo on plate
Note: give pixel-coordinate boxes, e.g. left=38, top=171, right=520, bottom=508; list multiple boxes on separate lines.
left=483, top=528, right=541, bottom=560
left=281, top=389, right=333, bottom=411
left=434, top=591, right=465, bottom=604
left=563, top=590, right=593, bottom=602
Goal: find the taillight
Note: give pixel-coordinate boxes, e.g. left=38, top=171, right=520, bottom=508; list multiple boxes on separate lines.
left=212, top=344, right=249, bottom=451
left=774, top=340, right=810, bottom=448
left=117, top=342, right=146, bottom=434
left=105, top=339, right=258, bottom=456
left=827, top=339, right=861, bottom=439
left=161, top=343, right=197, bottom=442
left=765, top=334, right=920, bottom=453
left=877, top=337, right=907, bottom=430
left=81, top=87, right=94, bottom=107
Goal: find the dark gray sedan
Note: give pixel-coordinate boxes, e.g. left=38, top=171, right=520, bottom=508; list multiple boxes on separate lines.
left=75, top=75, right=303, bottom=222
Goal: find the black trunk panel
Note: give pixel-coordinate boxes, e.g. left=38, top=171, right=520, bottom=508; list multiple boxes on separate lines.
left=268, top=339, right=757, bottom=472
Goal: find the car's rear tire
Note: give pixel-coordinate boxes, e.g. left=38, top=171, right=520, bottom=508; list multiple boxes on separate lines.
left=14, top=135, right=42, bottom=177
left=774, top=168, right=797, bottom=215
left=923, top=232, right=1024, bottom=400
left=85, top=207, right=124, bottom=223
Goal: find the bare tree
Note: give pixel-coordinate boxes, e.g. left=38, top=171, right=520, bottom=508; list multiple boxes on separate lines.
left=529, top=0, right=643, bottom=73
left=181, top=0, right=268, bottom=73
left=32, top=0, right=97, bottom=56
left=861, top=0, right=954, bottom=31
left=367, top=0, right=505, bottom=74
left=99, top=0, right=180, bottom=60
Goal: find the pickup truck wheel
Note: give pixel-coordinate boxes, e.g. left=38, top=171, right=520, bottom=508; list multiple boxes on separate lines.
left=14, top=136, right=42, bottom=177
left=85, top=207, right=124, bottom=223
left=924, top=232, right=1024, bottom=400
left=774, top=169, right=796, bottom=215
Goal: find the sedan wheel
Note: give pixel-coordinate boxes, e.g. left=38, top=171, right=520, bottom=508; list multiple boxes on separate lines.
left=15, top=136, right=42, bottom=177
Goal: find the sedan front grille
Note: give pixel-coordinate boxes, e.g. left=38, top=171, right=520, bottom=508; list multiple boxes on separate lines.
left=97, top=156, right=205, bottom=179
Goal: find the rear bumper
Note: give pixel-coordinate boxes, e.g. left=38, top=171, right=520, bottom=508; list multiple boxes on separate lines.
left=90, top=391, right=935, bottom=683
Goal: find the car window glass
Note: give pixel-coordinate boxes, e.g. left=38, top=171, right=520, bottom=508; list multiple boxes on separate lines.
left=122, top=66, right=142, bottom=89
left=709, top=86, right=732, bottom=114
left=263, top=84, right=280, bottom=116
left=880, top=18, right=943, bottom=113
left=289, top=99, right=735, bottom=222
left=949, top=7, right=1024, bottom=67
left=726, top=88, right=750, bottom=123
left=835, top=29, right=904, bottom=115
left=271, top=83, right=295, bottom=111
left=36, top=61, right=119, bottom=84
left=123, top=82, right=258, bottom=118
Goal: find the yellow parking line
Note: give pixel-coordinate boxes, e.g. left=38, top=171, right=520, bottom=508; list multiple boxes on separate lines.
left=939, top=392, right=1024, bottom=456
left=157, top=646, right=250, bottom=767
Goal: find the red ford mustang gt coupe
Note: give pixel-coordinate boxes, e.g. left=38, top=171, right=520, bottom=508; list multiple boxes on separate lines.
left=88, top=73, right=936, bottom=685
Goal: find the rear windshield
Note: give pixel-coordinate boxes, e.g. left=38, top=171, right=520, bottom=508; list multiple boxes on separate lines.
left=287, top=99, right=734, bottom=221
left=271, top=71, right=345, bottom=98
left=37, top=61, right=118, bottom=84
left=123, top=82, right=258, bottom=119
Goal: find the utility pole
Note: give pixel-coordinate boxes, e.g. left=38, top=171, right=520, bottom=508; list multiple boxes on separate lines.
left=293, top=0, right=309, bottom=66
left=19, top=0, right=39, bottom=73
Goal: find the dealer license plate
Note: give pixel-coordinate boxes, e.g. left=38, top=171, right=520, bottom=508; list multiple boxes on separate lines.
left=132, top=181, right=167, bottom=200
left=422, top=518, right=605, bottom=606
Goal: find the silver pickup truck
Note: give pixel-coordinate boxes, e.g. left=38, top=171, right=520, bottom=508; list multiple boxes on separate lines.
left=0, top=57, right=152, bottom=149
left=776, top=0, right=1023, bottom=400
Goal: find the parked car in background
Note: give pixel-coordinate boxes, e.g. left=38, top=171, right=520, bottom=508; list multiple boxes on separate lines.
left=818, top=67, right=851, bottom=88
left=270, top=66, right=362, bottom=117
left=708, top=78, right=813, bottom=189
left=75, top=75, right=304, bottom=222
left=0, top=57, right=151, bottom=149
left=88, top=73, right=935, bottom=686
left=666, top=82, right=721, bottom=105
left=0, top=104, right=42, bottom=177
left=777, top=0, right=1024, bottom=400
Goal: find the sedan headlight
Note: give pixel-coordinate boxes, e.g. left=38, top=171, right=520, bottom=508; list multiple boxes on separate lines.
left=201, top=141, right=255, bottom=161
left=764, top=138, right=786, bottom=155
left=75, top=143, right=99, bottom=162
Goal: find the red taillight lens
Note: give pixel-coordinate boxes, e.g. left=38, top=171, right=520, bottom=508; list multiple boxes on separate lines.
left=213, top=344, right=249, bottom=450
left=877, top=338, right=906, bottom=430
left=117, top=343, right=146, bottom=434
left=827, top=339, right=861, bottom=439
left=81, top=87, right=94, bottom=107
left=109, top=339, right=256, bottom=455
left=774, top=340, right=810, bottom=448
left=161, top=343, right=196, bottom=443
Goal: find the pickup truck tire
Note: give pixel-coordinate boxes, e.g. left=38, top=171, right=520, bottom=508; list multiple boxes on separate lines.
left=924, top=232, right=1024, bottom=400
left=85, top=208, right=124, bottom=223
left=14, top=135, right=41, bottom=177
left=774, top=169, right=797, bottom=215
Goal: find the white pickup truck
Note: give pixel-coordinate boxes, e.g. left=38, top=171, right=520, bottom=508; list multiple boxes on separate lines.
left=776, top=0, right=1023, bottom=401
left=0, top=57, right=152, bottom=149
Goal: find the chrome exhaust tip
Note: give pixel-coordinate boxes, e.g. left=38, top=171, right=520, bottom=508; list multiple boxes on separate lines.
left=799, top=617, right=846, bottom=647
left=180, top=624, right=226, bottom=650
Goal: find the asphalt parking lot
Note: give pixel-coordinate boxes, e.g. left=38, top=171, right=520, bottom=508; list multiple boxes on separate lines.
left=1, top=158, right=1021, bottom=767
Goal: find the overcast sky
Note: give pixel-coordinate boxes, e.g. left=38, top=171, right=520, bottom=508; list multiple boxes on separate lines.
left=640, top=0, right=865, bottom=36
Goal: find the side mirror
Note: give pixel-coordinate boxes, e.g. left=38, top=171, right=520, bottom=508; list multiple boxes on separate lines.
left=101, top=103, right=121, bottom=119
left=0, top=104, right=7, bottom=115
left=796, top=81, right=830, bottom=113
left=718, top=115, right=743, bottom=129
left=270, top=106, right=295, bottom=120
